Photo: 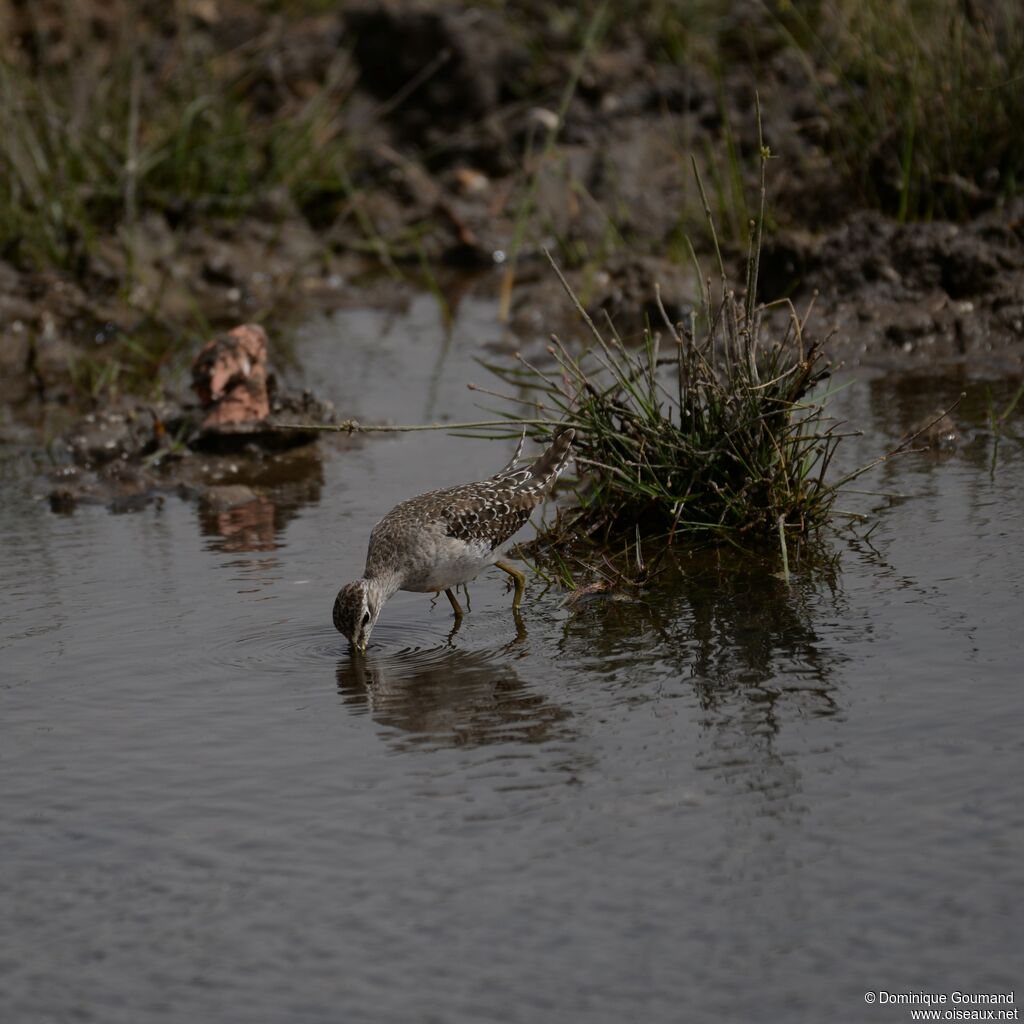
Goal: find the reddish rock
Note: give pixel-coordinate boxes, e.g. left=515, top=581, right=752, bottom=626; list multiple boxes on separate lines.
left=191, top=323, right=270, bottom=428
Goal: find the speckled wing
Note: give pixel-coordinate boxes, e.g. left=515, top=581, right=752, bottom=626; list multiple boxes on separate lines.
left=362, top=428, right=574, bottom=575
left=443, top=427, right=575, bottom=550
left=439, top=481, right=539, bottom=551
left=359, top=482, right=520, bottom=575
left=442, top=428, right=575, bottom=551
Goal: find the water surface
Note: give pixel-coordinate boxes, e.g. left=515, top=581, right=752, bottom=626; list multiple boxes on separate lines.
left=2, top=293, right=1022, bottom=1023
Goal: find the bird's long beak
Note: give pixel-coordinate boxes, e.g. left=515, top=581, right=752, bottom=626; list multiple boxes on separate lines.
left=356, top=638, right=368, bottom=655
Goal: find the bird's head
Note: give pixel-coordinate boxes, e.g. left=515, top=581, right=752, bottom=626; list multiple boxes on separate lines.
left=333, top=579, right=382, bottom=654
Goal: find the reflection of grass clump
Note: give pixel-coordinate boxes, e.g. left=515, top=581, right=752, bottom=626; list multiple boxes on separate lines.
left=489, top=149, right=844, bottom=554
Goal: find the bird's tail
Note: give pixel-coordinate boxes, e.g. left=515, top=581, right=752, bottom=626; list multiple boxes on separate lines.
left=495, top=427, right=527, bottom=476
left=526, top=427, right=575, bottom=489
left=532, top=427, right=575, bottom=483
left=494, top=427, right=574, bottom=493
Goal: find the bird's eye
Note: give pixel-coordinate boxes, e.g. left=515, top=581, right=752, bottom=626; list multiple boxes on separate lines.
left=361, top=611, right=370, bottom=626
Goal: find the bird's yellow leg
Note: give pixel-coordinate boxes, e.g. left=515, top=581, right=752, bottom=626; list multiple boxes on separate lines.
left=511, top=605, right=527, bottom=642
left=444, top=587, right=464, bottom=620
left=494, top=561, right=526, bottom=611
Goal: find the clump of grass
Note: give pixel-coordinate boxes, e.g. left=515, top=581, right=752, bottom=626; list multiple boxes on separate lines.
left=58, top=323, right=199, bottom=406
left=483, top=141, right=845, bottom=553
left=0, top=7, right=356, bottom=274
left=788, top=0, right=1024, bottom=220
left=500, top=261, right=839, bottom=548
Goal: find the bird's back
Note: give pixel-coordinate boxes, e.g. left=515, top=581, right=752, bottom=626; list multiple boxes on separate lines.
left=364, top=429, right=574, bottom=580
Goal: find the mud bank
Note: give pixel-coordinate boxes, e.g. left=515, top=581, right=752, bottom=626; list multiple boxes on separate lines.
left=40, top=321, right=337, bottom=514
left=1, top=0, right=1022, bottom=430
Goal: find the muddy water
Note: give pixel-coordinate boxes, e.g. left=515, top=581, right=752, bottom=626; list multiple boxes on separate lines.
left=2, top=292, right=1023, bottom=1024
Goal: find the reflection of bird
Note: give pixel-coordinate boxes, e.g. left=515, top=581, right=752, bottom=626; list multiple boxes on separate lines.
left=336, top=648, right=571, bottom=750
left=333, top=428, right=574, bottom=652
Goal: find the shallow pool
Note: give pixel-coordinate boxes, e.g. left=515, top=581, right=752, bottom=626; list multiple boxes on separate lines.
left=2, top=292, right=1022, bottom=1023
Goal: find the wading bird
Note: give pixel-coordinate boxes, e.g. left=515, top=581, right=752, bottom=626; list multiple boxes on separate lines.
left=333, top=428, right=574, bottom=652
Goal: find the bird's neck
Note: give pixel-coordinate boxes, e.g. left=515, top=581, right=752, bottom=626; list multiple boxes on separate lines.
left=364, top=569, right=403, bottom=605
